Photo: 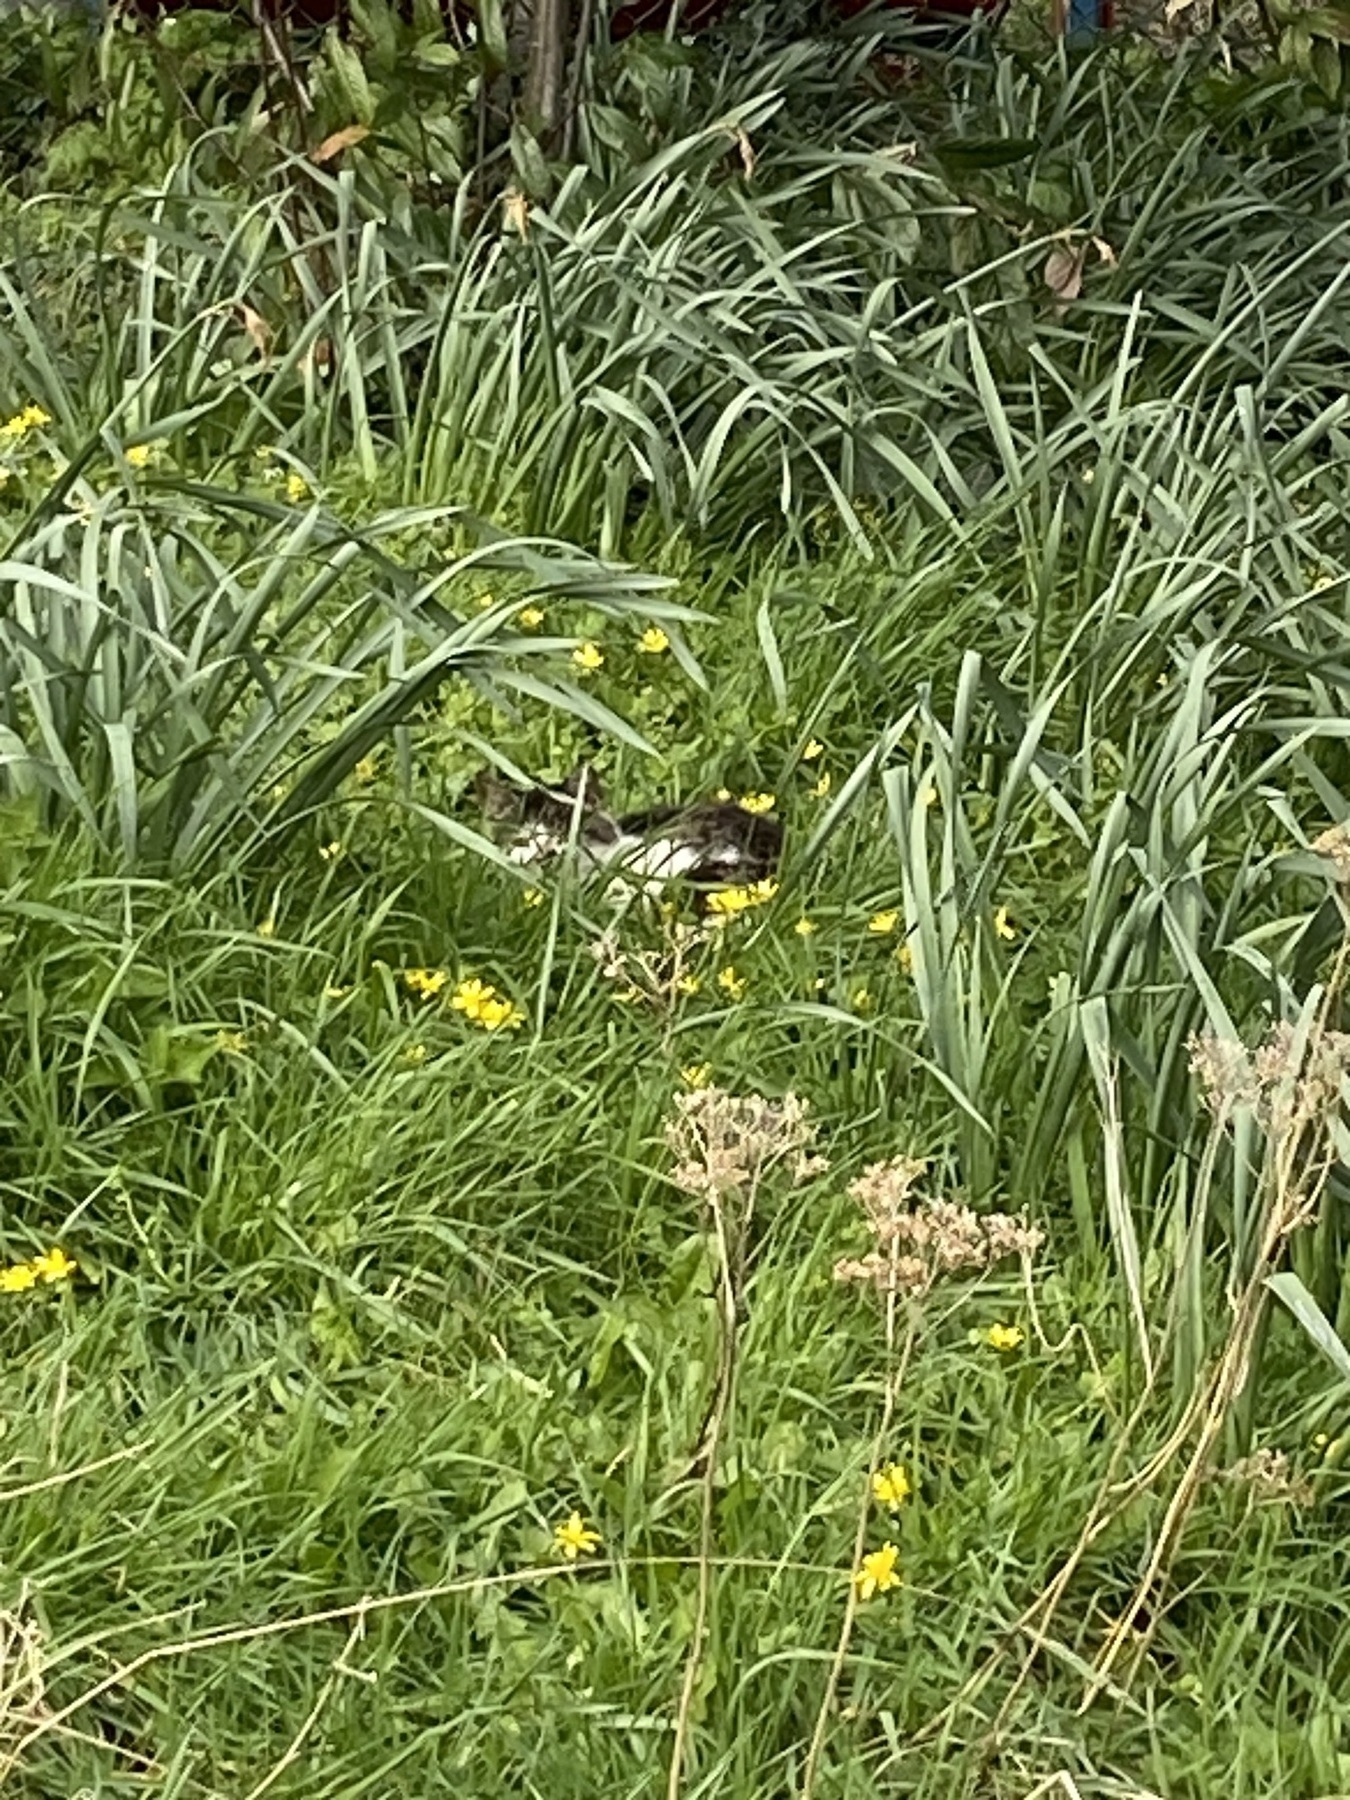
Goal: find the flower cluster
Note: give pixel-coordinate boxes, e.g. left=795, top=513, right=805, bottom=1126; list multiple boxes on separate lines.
left=737, top=792, right=776, bottom=816
left=665, top=1087, right=827, bottom=1204
left=1, top=404, right=52, bottom=441
left=1, top=1247, right=77, bottom=1293
left=834, top=1157, right=1044, bottom=1297
left=450, top=977, right=525, bottom=1031
left=706, top=878, right=778, bottom=920
left=1188, top=1021, right=1350, bottom=1138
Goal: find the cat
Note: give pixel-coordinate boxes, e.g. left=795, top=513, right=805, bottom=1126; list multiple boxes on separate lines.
left=475, top=767, right=782, bottom=902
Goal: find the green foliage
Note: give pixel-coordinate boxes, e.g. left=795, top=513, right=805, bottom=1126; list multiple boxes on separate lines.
left=2, top=13, right=1350, bottom=1800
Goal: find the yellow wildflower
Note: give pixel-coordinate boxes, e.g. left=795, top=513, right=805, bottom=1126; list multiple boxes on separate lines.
left=353, top=755, right=378, bottom=783
left=285, top=471, right=309, bottom=504
left=738, top=792, right=775, bottom=816
left=868, top=910, right=899, bottom=936
left=802, top=739, right=825, bottom=760
left=872, top=1464, right=911, bottom=1510
left=706, top=879, right=778, bottom=919
left=404, top=1043, right=428, bottom=1065
left=522, top=887, right=545, bottom=908
left=717, top=966, right=747, bottom=1000
left=852, top=987, right=873, bottom=1013
left=637, top=626, right=670, bottom=654
left=0, top=404, right=51, bottom=439
left=31, top=1248, right=76, bottom=1284
left=573, top=641, right=604, bottom=672
left=675, top=973, right=702, bottom=995
left=216, top=1030, right=248, bottom=1055
left=518, top=605, right=545, bottom=628
left=853, top=1542, right=901, bottom=1600
left=318, top=840, right=344, bottom=863
left=681, top=1063, right=712, bottom=1089
left=993, top=906, right=1016, bottom=942
left=895, top=942, right=913, bottom=974
left=125, top=443, right=154, bottom=469
left=1, top=1262, right=39, bottom=1292
left=449, top=977, right=494, bottom=1016
left=477, top=995, right=526, bottom=1031
left=811, top=772, right=831, bottom=799
left=553, top=1511, right=602, bottom=1561
left=715, top=787, right=732, bottom=802
left=405, top=967, right=450, bottom=1000
left=987, top=1323, right=1024, bottom=1352
left=794, top=917, right=817, bottom=937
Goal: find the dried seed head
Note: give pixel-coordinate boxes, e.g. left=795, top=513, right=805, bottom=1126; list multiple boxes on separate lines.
left=1222, top=1447, right=1313, bottom=1507
left=664, top=1088, right=827, bottom=1203
left=1313, top=822, right=1350, bottom=886
left=836, top=1156, right=1044, bottom=1295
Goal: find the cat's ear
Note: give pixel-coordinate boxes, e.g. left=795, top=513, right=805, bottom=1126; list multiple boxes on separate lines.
left=558, top=765, right=606, bottom=810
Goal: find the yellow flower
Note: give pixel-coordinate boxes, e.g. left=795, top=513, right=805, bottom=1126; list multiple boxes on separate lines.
left=853, top=1542, right=901, bottom=1600
left=715, top=787, right=732, bottom=802
left=477, top=995, right=526, bottom=1031
left=257, top=916, right=277, bottom=939
left=318, top=840, right=344, bottom=863
left=706, top=879, right=778, bottom=919
left=993, top=906, right=1016, bottom=942
left=518, top=606, right=545, bottom=628
left=794, top=917, right=816, bottom=937
left=637, top=626, right=670, bottom=654
left=573, top=641, right=604, bottom=672
left=811, top=772, right=831, bottom=799
left=285, top=471, right=310, bottom=503
left=868, top=910, right=899, bottom=936
left=986, top=1323, right=1024, bottom=1352
left=675, top=973, right=702, bottom=995
left=216, top=1030, right=248, bottom=1055
left=353, top=755, right=378, bottom=783
left=894, top=942, right=913, bottom=974
left=681, top=1063, right=712, bottom=1089
left=31, top=1248, right=76, bottom=1284
left=738, top=792, right=775, bottom=816
left=125, top=443, right=154, bottom=469
left=872, top=1464, right=911, bottom=1510
left=450, top=977, right=493, bottom=1016
left=718, top=966, right=747, bottom=1000
left=1, top=1261, right=38, bottom=1292
left=404, top=1043, right=428, bottom=1065
left=802, top=738, right=825, bottom=760
left=522, top=887, right=545, bottom=908
left=553, top=1511, right=602, bottom=1561
left=852, top=987, right=873, bottom=1013
left=405, top=967, right=450, bottom=1000
left=0, top=404, right=51, bottom=439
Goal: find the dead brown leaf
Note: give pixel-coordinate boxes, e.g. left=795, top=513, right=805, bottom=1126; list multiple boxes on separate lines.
left=502, top=187, right=530, bottom=239
left=1044, top=242, right=1086, bottom=307
left=732, top=128, right=755, bottom=181
left=237, top=304, right=272, bottom=359
left=311, top=124, right=370, bottom=165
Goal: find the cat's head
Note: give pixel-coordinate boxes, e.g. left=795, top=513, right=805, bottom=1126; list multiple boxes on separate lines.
left=475, top=766, right=614, bottom=863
